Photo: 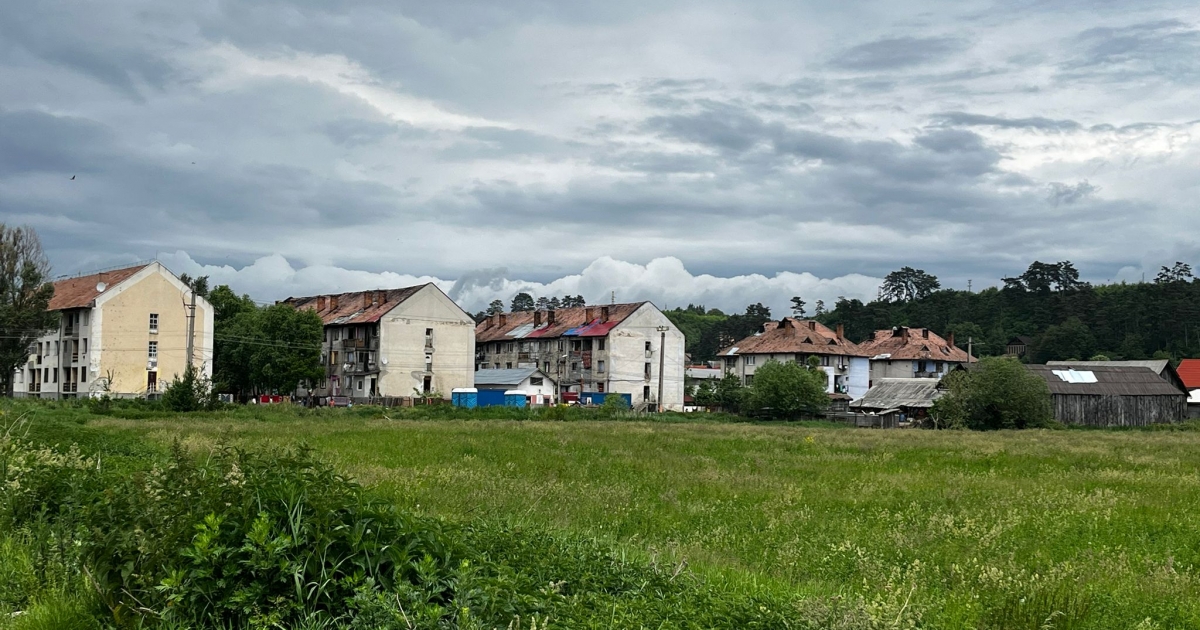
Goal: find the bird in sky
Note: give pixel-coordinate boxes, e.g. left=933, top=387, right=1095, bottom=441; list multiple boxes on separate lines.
left=70, top=175, right=75, bottom=180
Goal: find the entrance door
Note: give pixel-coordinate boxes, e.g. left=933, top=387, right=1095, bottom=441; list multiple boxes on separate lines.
left=422, top=375, right=432, bottom=394
left=369, top=377, right=377, bottom=397
left=147, top=371, right=157, bottom=393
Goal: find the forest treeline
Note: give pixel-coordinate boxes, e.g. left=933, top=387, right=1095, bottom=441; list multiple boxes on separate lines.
left=666, top=261, right=1200, bottom=363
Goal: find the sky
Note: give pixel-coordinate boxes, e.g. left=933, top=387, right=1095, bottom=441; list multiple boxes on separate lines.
left=2, top=0, right=1199, bottom=315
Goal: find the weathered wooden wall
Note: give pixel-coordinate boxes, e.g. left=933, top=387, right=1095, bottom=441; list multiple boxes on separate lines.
left=1052, top=394, right=1186, bottom=427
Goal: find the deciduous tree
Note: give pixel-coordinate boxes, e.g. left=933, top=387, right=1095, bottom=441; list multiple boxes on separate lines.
left=930, top=357, right=1052, bottom=430
left=744, top=360, right=828, bottom=419
left=879, top=267, right=940, bottom=302
left=0, top=225, right=56, bottom=397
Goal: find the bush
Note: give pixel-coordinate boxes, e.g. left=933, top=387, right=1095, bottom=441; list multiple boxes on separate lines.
left=744, top=360, right=829, bottom=419
left=930, top=357, right=1053, bottom=430
left=160, top=363, right=219, bottom=413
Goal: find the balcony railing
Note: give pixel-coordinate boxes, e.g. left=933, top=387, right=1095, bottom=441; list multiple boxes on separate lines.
left=341, top=338, right=379, bottom=350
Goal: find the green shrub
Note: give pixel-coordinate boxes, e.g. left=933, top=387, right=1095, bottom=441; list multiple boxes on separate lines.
left=160, top=363, right=219, bottom=413
left=930, top=357, right=1053, bottom=430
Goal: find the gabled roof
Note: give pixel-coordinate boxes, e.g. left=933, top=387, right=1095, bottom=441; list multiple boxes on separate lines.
left=48, top=263, right=150, bottom=310
left=719, top=318, right=866, bottom=357
left=1008, top=336, right=1035, bottom=346
left=1026, top=365, right=1186, bottom=396
left=1177, top=359, right=1200, bottom=391
left=1047, top=360, right=1186, bottom=393
left=857, top=327, right=973, bottom=362
left=474, top=367, right=554, bottom=387
left=283, top=285, right=426, bottom=325
left=851, top=378, right=942, bottom=410
left=475, top=303, right=647, bottom=343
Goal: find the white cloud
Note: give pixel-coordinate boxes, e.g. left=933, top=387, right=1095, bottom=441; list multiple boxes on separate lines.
left=157, top=251, right=881, bottom=316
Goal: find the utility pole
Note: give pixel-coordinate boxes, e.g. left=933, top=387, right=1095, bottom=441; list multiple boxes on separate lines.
left=656, top=326, right=668, bottom=412
left=968, top=337, right=973, bottom=363
left=185, top=286, right=197, bottom=369
left=967, top=279, right=972, bottom=293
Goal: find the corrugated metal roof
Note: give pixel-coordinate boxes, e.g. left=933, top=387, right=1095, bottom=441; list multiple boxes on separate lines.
left=719, top=318, right=866, bottom=357
left=851, top=378, right=942, bottom=410
left=1047, top=360, right=1186, bottom=393
left=857, top=327, right=973, bottom=362
left=283, top=285, right=426, bottom=325
left=475, top=303, right=648, bottom=342
left=1026, top=365, right=1185, bottom=396
left=473, top=367, right=552, bottom=386
left=48, top=263, right=149, bottom=310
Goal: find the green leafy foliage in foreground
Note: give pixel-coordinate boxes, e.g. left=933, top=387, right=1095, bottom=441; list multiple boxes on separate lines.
left=1, top=406, right=880, bottom=629
left=931, top=356, right=1054, bottom=430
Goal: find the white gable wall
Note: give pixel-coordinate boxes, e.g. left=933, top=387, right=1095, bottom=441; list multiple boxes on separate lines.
left=607, top=303, right=686, bottom=411
left=377, top=284, right=475, bottom=398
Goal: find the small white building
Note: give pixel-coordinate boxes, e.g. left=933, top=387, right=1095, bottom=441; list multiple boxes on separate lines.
left=474, top=367, right=557, bottom=405
left=475, top=302, right=686, bottom=411
left=718, top=318, right=870, bottom=400
left=284, top=284, right=475, bottom=399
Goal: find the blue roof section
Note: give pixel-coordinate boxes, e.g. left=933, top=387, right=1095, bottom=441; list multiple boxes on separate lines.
left=474, top=367, right=552, bottom=387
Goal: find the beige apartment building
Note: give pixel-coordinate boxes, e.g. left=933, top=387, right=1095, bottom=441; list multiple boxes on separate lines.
left=14, top=262, right=213, bottom=398
left=283, top=283, right=476, bottom=399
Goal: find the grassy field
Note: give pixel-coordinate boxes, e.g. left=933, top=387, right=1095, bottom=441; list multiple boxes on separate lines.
left=79, top=408, right=1200, bottom=629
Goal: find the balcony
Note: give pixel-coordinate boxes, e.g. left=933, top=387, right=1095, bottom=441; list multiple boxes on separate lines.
left=914, top=371, right=940, bottom=379
left=341, top=338, right=379, bottom=350
left=344, top=362, right=380, bottom=375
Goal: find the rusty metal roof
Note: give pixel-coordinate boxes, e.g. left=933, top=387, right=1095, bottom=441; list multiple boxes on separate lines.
left=719, top=318, right=866, bottom=357
left=48, top=263, right=150, bottom=310
left=1027, top=365, right=1186, bottom=396
left=857, top=327, right=973, bottom=362
left=283, top=285, right=426, bottom=325
left=475, top=303, right=647, bottom=343
left=852, top=378, right=942, bottom=410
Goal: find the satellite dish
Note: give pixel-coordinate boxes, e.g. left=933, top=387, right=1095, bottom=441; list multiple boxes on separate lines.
left=380, top=357, right=388, bottom=365
left=95, top=282, right=107, bottom=293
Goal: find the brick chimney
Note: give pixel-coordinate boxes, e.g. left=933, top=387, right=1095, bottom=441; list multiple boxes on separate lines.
left=601, top=306, right=610, bottom=322
left=364, top=292, right=372, bottom=308
left=808, top=320, right=816, bottom=331
left=317, top=296, right=326, bottom=311
left=948, top=332, right=955, bottom=348
left=585, top=307, right=595, bottom=322
left=534, top=311, right=543, bottom=326
left=836, top=323, right=844, bottom=339
left=499, top=313, right=507, bottom=327
left=922, top=329, right=930, bottom=339
left=548, top=310, right=556, bottom=325
left=377, top=290, right=385, bottom=304
left=330, top=295, right=339, bottom=311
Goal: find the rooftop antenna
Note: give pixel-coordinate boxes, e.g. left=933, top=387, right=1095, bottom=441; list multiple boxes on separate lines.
left=611, top=290, right=615, bottom=305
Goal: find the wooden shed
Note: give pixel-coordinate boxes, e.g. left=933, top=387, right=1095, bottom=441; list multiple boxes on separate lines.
left=1026, top=365, right=1187, bottom=427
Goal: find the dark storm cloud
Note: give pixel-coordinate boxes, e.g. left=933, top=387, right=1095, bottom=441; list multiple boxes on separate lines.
left=831, top=36, right=969, bottom=70
left=1062, top=19, right=1200, bottom=82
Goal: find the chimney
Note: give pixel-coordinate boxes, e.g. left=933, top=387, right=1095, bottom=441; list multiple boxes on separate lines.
left=808, top=320, right=816, bottom=331
left=922, top=329, right=930, bottom=339
left=548, top=310, right=556, bottom=325
left=364, top=292, right=372, bottom=308
left=317, top=296, right=326, bottom=311
left=377, top=290, right=385, bottom=304
left=330, top=295, right=339, bottom=311
left=534, top=311, right=543, bottom=326
left=948, top=332, right=955, bottom=348
left=585, top=307, right=595, bottom=322
left=836, top=323, right=844, bottom=339
left=500, top=313, right=507, bottom=327
left=601, top=306, right=610, bottom=322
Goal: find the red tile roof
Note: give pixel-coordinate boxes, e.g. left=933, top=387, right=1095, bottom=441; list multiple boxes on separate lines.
left=48, top=264, right=150, bottom=311
left=1177, top=359, right=1200, bottom=390
left=856, top=327, right=973, bottom=362
left=719, top=318, right=866, bottom=357
left=283, top=285, right=426, bottom=325
left=475, top=303, right=647, bottom=343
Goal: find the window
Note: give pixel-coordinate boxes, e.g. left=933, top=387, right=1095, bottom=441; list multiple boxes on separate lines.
left=530, top=377, right=544, bottom=386
left=558, top=341, right=565, bottom=351
left=645, top=341, right=652, bottom=352
left=357, top=379, right=364, bottom=391
left=598, top=339, right=606, bottom=351
left=644, top=362, right=652, bottom=379
left=82, top=339, right=88, bottom=354
left=571, top=362, right=578, bottom=371
left=746, top=355, right=755, bottom=365
left=81, top=312, right=88, bottom=326
left=148, top=341, right=158, bottom=358
left=494, top=363, right=500, bottom=369
left=572, top=340, right=582, bottom=351
left=597, top=360, right=606, bottom=373
left=597, top=383, right=605, bottom=393
left=745, top=375, right=753, bottom=385
left=149, top=313, right=158, bottom=333
left=425, top=328, right=433, bottom=336
left=331, top=351, right=339, bottom=365
left=347, top=351, right=356, bottom=363
left=822, top=355, right=830, bottom=366
left=506, top=362, right=513, bottom=369
left=79, top=367, right=86, bottom=383
left=643, top=385, right=651, bottom=401
left=937, top=362, right=944, bottom=372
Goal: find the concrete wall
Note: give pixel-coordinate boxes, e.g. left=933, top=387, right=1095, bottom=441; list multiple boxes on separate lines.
left=869, top=359, right=963, bottom=386
left=377, top=284, right=475, bottom=398
left=94, top=263, right=213, bottom=395
left=606, top=304, right=686, bottom=411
